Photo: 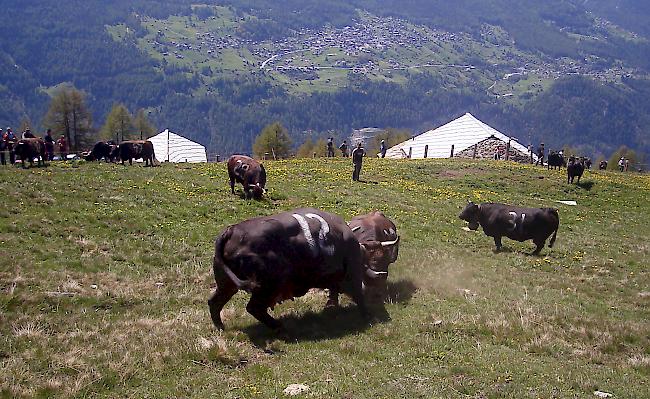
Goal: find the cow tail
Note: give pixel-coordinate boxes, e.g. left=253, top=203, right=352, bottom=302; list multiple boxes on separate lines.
left=548, top=208, right=559, bottom=248
left=213, top=226, right=257, bottom=293
left=151, top=144, right=160, bottom=166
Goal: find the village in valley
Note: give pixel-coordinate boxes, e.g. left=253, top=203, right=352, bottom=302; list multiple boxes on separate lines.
left=108, top=6, right=646, bottom=100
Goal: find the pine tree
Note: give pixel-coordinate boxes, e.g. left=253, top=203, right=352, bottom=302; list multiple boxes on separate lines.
left=133, top=109, right=157, bottom=139
left=43, top=86, right=93, bottom=152
left=253, top=122, right=292, bottom=159
left=101, top=104, right=134, bottom=142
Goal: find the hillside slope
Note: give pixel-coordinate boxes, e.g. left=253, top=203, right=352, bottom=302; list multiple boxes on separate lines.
left=0, top=0, right=649, bottom=157
left=1, top=159, right=649, bottom=397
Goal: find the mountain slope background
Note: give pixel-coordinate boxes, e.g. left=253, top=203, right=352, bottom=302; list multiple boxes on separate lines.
left=0, top=0, right=649, bottom=158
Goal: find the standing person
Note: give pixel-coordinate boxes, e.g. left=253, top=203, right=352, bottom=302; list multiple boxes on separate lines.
left=327, top=137, right=335, bottom=157
left=379, top=139, right=387, bottom=158
left=56, top=135, right=68, bottom=161
left=5, top=128, right=16, bottom=164
left=339, top=140, right=348, bottom=157
left=624, top=158, right=630, bottom=172
left=535, top=142, right=545, bottom=166
left=43, top=129, right=55, bottom=161
left=351, top=142, right=365, bottom=181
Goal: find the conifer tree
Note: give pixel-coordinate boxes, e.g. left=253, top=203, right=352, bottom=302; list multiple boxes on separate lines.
left=101, top=104, right=133, bottom=142
left=253, top=122, right=292, bottom=159
left=43, top=86, right=93, bottom=152
left=133, top=109, right=157, bottom=139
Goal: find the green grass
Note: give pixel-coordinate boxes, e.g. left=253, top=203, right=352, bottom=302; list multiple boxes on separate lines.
left=1, top=159, right=649, bottom=398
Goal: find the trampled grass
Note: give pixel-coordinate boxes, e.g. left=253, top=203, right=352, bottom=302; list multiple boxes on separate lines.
left=1, top=158, right=648, bottom=398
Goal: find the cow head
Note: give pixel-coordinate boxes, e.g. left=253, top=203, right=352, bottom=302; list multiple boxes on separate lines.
left=84, top=152, right=96, bottom=161
left=459, top=202, right=480, bottom=230
left=248, top=183, right=266, bottom=200
left=359, top=236, right=399, bottom=300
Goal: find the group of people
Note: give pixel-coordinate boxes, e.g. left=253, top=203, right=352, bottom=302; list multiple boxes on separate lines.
left=0, top=127, right=68, bottom=165
left=325, top=138, right=389, bottom=181
left=325, top=137, right=388, bottom=159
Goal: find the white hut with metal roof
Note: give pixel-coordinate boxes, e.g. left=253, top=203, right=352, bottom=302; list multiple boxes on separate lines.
left=148, top=129, right=207, bottom=163
left=385, top=113, right=536, bottom=163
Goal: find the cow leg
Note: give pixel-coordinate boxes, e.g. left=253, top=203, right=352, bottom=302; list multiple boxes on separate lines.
left=532, top=239, right=545, bottom=256
left=208, top=281, right=238, bottom=330
left=129, top=158, right=133, bottom=166
left=246, top=292, right=282, bottom=331
left=494, top=236, right=503, bottom=251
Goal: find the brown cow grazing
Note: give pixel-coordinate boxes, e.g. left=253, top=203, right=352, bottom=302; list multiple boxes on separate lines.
left=567, top=156, right=585, bottom=184
left=118, top=140, right=157, bottom=166
left=208, top=208, right=386, bottom=331
left=330, top=211, right=399, bottom=304
left=14, top=138, right=47, bottom=168
left=459, top=202, right=559, bottom=255
left=227, top=155, right=267, bottom=199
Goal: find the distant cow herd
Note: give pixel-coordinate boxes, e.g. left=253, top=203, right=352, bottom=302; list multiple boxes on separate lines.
left=10, top=139, right=594, bottom=334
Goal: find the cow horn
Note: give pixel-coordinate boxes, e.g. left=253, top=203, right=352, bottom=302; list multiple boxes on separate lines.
left=350, top=226, right=361, bottom=232
left=380, top=236, right=400, bottom=246
left=365, top=268, right=388, bottom=279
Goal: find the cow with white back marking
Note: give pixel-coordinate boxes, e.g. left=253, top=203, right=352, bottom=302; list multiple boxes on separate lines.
left=227, top=155, right=267, bottom=200
left=208, top=208, right=385, bottom=332
left=459, top=202, right=559, bottom=255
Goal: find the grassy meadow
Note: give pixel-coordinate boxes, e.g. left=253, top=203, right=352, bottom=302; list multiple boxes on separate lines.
left=1, top=158, right=649, bottom=398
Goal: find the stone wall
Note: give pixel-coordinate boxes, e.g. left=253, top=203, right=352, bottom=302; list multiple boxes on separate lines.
left=454, top=137, right=532, bottom=164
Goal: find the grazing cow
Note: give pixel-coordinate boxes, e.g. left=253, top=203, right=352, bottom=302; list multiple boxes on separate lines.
left=118, top=140, right=157, bottom=166
left=338, top=211, right=400, bottom=304
left=599, top=160, right=608, bottom=170
left=85, top=141, right=117, bottom=162
left=567, top=156, right=585, bottom=184
left=547, top=152, right=565, bottom=170
left=459, top=202, right=559, bottom=255
left=14, top=138, right=47, bottom=168
left=227, top=155, right=267, bottom=200
left=208, top=208, right=385, bottom=331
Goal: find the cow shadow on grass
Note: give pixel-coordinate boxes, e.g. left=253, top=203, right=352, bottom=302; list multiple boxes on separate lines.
left=243, top=304, right=384, bottom=346
left=577, top=180, right=594, bottom=190
left=244, top=279, right=417, bottom=346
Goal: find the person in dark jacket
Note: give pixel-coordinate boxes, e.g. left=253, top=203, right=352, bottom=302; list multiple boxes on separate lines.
left=339, top=140, right=348, bottom=157
left=379, top=140, right=387, bottom=158
left=352, top=142, right=365, bottom=181
left=43, top=129, right=55, bottom=161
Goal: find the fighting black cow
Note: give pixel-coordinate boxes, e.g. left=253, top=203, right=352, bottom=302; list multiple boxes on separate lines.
left=208, top=208, right=385, bottom=331
left=14, top=138, right=47, bottom=168
left=227, top=155, right=267, bottom=200
left=85, top=141, right=117, bottom=162
left=117, top=140, right=157, bottom=166
left=459, top=202, right=559, bottom=255
left=567, top=156, right=585, bottom=184
left=599, top=160, right=608, bottom=170
left=547, top=152, right=565, bottom=170
left=342, top=211, right=400, bottom=304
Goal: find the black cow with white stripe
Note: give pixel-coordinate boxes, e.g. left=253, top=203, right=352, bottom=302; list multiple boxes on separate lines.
left=208, top=208, right=387, bottom=331
left=459, top=202, right=559, bottom=255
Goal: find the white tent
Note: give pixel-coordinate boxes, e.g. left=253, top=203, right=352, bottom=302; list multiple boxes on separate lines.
left=385, top=113, right=537, bottom=162
left=148, top=129, right=207, bottom=163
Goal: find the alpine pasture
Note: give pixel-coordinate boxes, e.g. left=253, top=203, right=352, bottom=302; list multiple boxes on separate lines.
left=1, top=159, right=648, bottom=398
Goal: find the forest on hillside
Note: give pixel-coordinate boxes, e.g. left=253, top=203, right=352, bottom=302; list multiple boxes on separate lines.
left=0, top=0, right=649, bottom=159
